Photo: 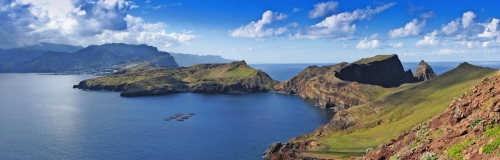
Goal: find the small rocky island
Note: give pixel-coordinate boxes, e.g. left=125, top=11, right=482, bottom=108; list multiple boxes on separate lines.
left=73, top=61, right=278, bottom=96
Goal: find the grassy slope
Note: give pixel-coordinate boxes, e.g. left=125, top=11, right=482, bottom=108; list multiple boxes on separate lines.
left=353, top=54, right=394, bottom=64
left=316, top=63, right=497, bottom=156
left=81, top=61, right=276, bottom=92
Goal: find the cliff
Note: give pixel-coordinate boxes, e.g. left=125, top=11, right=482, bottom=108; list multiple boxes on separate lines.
left=73, top=61, right=278, bottom=96
left=275, top=55, right=435, bottom=111
left=335, top=54, right=416, bottom=88
left=265, top=63, right=496, bottom=160
left=366, top=70, right=500, bottom=160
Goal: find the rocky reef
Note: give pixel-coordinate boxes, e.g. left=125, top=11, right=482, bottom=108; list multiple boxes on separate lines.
left=73, top=61, right=278, bottom=96
left=365, top=70, right=500, bottom=160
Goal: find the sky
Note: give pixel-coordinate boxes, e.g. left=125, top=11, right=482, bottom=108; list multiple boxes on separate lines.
left=1, top=0, right=500, bottom=63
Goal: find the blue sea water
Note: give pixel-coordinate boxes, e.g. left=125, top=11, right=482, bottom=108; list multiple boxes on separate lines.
left=0, top=62, right=498, bottom=160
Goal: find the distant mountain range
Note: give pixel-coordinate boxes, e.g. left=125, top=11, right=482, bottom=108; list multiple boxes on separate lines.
left=0, top=43, right=234, bottom=73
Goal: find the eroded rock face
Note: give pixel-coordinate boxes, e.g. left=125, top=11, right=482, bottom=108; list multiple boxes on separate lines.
left=334, top=54, right=415, bottom=88
left=365, top=73, right=500, bottom=160
left=413, top=60, right=437, bottom=81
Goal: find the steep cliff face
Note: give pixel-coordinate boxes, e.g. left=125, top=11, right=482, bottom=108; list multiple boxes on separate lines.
left=413, top=60, right=437, bottom=81
left=365, top=71, right=500, bottom=160
left=335, top=54, right=415, bottom=88
left=74, top=61, right=278, bottom=97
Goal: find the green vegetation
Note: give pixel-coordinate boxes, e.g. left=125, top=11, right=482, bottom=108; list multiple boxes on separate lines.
left=471, top=118, right=481, bottom=127
left=435, top=129, right=443, bottom=136
left=80, top=61, right=278, bottom=95
left=354, top=54, right=394, bottom=64
left=485, top=124, right=500, bottom=138
left=482, top=137, right=500, bottom=154
left=446, top=138, right=473, bottom=160
left=315, top=63, right=496, bottom=156
left=420, top=152, right=439, bottom=160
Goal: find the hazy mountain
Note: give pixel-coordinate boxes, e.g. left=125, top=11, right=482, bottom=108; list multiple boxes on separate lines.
left=0, top=43, right=178, bottom=73
left=169, top=53, right=235, bottom=67
left=23, top=43, right=83, bottom=53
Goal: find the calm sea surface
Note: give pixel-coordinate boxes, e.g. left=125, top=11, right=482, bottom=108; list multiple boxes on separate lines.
left=0, top=62, right=498, bottom=159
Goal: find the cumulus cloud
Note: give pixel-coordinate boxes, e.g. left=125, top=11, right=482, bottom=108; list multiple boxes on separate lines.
left=291, top=3, right=395, bottom=40
left=462, top=11, right=476, bottom=28
left=388, top=19, right=426, bottom=39
left=389, top=42, right=404, bottom=48
left=356, top=38, right=380, bottom=49
left=419, top=11, right=436, bottom=19
left=416, top=30, right=440, bottom=48
left=478, top=18, right=499, bottom=38
left=441, top=19, right=460, bottom=35
left=0, top=0, right=197, bottom=49
left=229, top=10, right=288, bottom=40
left=308, top=1, right=338, bottom=18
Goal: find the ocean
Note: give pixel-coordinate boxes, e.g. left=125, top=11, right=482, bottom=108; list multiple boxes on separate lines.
left=0, top=62, right=498, bottom=159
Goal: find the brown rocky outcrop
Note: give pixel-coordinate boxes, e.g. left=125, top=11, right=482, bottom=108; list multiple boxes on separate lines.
left=413, top=60, right=437, bottom=81
left=365, top=72, right=500, bottom=160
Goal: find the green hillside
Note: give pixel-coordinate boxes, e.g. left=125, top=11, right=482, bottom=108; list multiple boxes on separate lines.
left=307, top=63, right=497, bottom=157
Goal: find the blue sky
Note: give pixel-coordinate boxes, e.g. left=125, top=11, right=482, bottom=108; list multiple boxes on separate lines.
left=2, top=0, right=500, bottom=63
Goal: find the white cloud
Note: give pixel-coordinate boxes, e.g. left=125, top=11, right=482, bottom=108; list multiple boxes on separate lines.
left=308, top=1, right=338, bottom=18
left=389, top=42, right=403, bottom=48
left=416, top=30, right=440, bottom=48
left=229, top=10, right=288, bottom=40
left=0, top=0, right=198, bottom=49
left=388, top=19, right=426, bottom=39
left=291, top=3, right=395, bottom=40
left=441, top=19, right=459, bottom=35
left=356, top=38, right=380, bottom=49
left=419, top=11, right=436, bottom=19
left=478, top=18, right=499, bottom=38
left=462, top=11, right=476, bottom=28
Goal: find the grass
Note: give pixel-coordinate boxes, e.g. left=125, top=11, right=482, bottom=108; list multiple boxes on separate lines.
left=446, top=138, right=473, bottom=160
left=483, top=137, right=500, bottom=154
left=485, top=124, right=500, bottom=138
left=316, top=63, right=496, bottom=156
left=354, top=55, right=395, bottom=64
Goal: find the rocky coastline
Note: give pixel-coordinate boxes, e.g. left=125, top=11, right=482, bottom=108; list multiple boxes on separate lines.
left=73, top=61, right=278, bottom=97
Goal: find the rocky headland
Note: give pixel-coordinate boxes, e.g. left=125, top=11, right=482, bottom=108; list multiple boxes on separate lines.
left=73, top=61, right=278, bottom=96
left=274, top=54, right=434, bottom=111
left=264, top=61, right=497, bottom=159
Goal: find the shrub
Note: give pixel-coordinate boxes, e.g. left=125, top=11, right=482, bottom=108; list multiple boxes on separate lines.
left=485, top=125, right=500, bottom=138
left=470, top=118, right=481, bottom=128
left=446, top=138, right=473, bottom=160
left=420, top=152, right=439, bottom=160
